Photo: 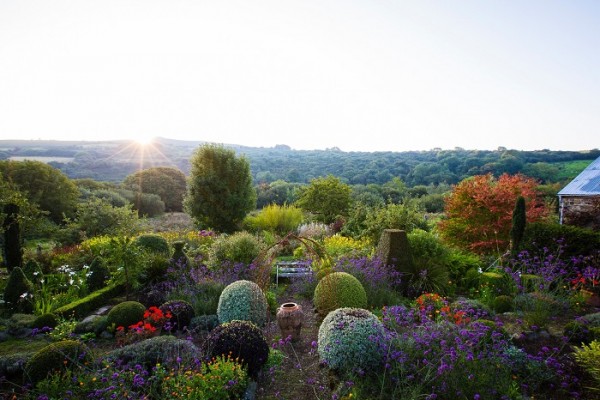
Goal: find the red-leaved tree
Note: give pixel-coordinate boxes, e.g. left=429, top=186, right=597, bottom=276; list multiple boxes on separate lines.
left=438, top=173, right=549, bottom=255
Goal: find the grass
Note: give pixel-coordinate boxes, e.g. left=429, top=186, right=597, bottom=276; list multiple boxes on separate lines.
left=554, top=159, right=595, bottom=181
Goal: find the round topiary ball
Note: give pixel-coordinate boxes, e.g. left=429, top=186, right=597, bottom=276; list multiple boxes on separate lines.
left=493, top=295, right=514, bottom=313
left=107, top=335, right=199, bottom=370
left=217, top=280, right=268, bottom=326
left=32, top=313, right=58, bottom=329
left=24, top=340, right=92, bottom=384
left=134, top=234, right=170, bottom=255
left=313, top=272, right=367, bottom=316
left=160, top=300, right=195, bottom=330
left=318, top=307, right=385, bottom=374
left=203, top=320, right=269, bottom=378
left=106, top=301, right=146, bottom=330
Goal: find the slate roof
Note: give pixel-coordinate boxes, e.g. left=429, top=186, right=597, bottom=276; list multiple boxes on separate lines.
left=558, top=156, right=600, bottom=196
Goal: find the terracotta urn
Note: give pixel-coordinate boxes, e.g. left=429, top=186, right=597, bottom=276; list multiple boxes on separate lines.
left=276, top=302, right=304, bottom=342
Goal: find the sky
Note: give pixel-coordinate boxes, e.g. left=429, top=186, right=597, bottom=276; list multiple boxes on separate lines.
left=0, top=1, right=599, bottom=152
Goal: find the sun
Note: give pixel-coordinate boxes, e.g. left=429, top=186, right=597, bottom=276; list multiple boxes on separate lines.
left=132, top=135, right=155, bottom=146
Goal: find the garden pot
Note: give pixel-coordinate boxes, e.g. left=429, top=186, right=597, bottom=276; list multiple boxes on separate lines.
left=276, top=302, right=304, bottom=342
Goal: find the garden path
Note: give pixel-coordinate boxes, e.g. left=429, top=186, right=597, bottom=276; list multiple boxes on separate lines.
left=256, top=296, right=335, bottom=400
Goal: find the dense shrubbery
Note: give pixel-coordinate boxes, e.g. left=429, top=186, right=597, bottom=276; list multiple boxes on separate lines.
left=106, top=301, right=146, bottom=330
left=244, top=203, right=304, bottom=235
left=24, top=340, right=92, bottom=384
left=208, top=231, right=265, bottom=269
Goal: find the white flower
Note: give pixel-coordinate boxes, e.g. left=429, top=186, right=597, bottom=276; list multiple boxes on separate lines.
left=477, top=267, right=483, bottom=274
left=33, top=271, right=39, bottom=276
left=83, top=265, right=90, bottom=269
left=20, top=292, right=29, bottom=299
left=69, top=278, right=74, bottom=285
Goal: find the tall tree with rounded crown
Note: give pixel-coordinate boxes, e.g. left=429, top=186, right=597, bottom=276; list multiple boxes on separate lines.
left=185, top=144, right=256, bottom=233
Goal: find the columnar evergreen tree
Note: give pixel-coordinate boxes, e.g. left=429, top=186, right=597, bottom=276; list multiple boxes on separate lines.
left=510, top=196, right=527, bottom=254
left=185, top=144, right=256, bottom=233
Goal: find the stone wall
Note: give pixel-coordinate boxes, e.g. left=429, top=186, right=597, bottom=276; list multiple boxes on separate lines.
left=561, top=196, right=600, bottom=230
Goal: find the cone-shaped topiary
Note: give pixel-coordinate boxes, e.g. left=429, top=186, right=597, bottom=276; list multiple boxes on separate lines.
left=106, top=301, right=146, bottom=330
left=160, top=300, right=195, bottom=330
left=171, top=241, right=190, bottom=267
left=3, top=267, right=33, bottom=314
left=313, top=272, right=367, bottom=316
left=318, top=307, right=385, bottom=374
left=134, top=234, right=170, bottom=255
left=203, top=320, right=269, bottom=378
left=24, top=340, right=92, bottom=384
left=217, top=280, right=268, bottom=326
left=22, top=259, right=43, bottom=285
left=86, top=257, right=110, bottom=292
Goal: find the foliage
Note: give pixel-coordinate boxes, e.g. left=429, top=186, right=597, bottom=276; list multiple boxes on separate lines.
left=158, top=354, right=249, bottom=400
left=510, top=196, right=527, bottom=253
left=48, top=318, right=78, bottom=341
left=160, top=300, right=195, bottom=330
left=313, top=271, right=367, bottom=315
left=63, top=197, right=140, bottom=242
left=107, top=301, right=147, bottom=331
left=296, top=175, right=351, bottom=224
left=107, top=335, right=200, bottom=370
left=123, top=166, right=187, bottom=212
left=573, top=340, right=600, bottom=392
left=118, top=188, right=166, bottom=218
left=116, top=306, right=172, bottom=344
left=243, top=203, right=304, bottom=235
left=493, top=294, right=514, bottom=313
left=54, top=283, right=125, bottom=319
left=318, top=307, right=385, bottom=374
left=0, top=159, right=79, bottom=223
left=2, top=203, right=22, bottom=272
left=364, top=201, right=429, bottom=243
left=185, top=144, right=256, bottom=233
left=323, top=234, right=372, bottom=259
left=31, top=313, right=58, bottom=330
left=208, top=231, right=265, bottom=269
left=203, top=320, right=269, bottom=378
left=439, top=173, right=549, bottom=254
left=406, top=229, right=451, bottom=296
left=134, top=233, right=170, bottom=255
left=86, top=257, right=110, bottom=291
left=4, top=266, right=34, bottom=313
left=23, top=339, right=92, bottom=384
left=217, top=280, right=268, bottom=326
left=297, top=221, right=331, bottom=240
left=522, top=221, right=600, bottom=258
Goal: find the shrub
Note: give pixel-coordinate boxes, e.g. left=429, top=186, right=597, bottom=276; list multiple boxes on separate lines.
left=106, top=335, right=199, bottom=370
left=22, top=260, right=44, bottom=285
left=23, top=340, right=92, bottom=384
left=217, top=280, right=268, bottom=326
left=573, top=340, right=600, bottom=390
left=193, top=281, right=225, bottom=315
left=493, top=295, right=514, bottom=313
left=133, top=234, right=170, bottom=254
left=449, top=298, right=493, bottom=321
left=54, top=283, right=124, bottom=319
left=318, top=307, right=385, bottom=374
left=480, top=270, right=516, bottom=296
left=170, top=241, right=190, bottom=267
left=523, top=222, right=600, bottom=258
left=137, top=253, right=169, bottom=286
left=243, top=203, right=303, bottom=235
left=32, top=313, right=58, bottom=329
left=208, top=231, right=265, bottom=269
left=158, top=354, right=248, bottom=400
left=86, top=257, right=110, bottom=292
left=3, top=267, right=34, bottom=314
left=203, top=320, right=269, bottom=378
left=313, top=272, right=367, bottom=316
left=106, top=301, right=146, bottom=330
left=160, top=300, right=195, bottom=330
left=190, top=314, right=219, bottom=332
left=564, top=321, right=593, bottom=344
left=323, top=234, right=372, bottom=260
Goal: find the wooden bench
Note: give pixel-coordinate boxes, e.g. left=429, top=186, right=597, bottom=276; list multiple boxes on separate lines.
left=275, top=261, right=312, bottom=286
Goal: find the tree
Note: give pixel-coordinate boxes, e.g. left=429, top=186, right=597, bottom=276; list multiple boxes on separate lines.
left=0, top=160, right=79, bottom=223
left=510, top=196, right=526, bottom=254
left=2, top=203, right=22, bottom=272
left=185, top=144, right=256, bottom=233
left=438, top=174, right=549, bottom=255
left=296, top=175, right=351, bottom=224
left=122, top=167, right=187, bottom=212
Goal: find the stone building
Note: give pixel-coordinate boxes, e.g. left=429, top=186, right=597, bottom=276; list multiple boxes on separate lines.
left=558, top=156, right=600, bottom=230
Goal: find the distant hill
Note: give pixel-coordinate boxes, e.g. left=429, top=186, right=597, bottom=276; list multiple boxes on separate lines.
left=0, top=138, right=598, bottom=186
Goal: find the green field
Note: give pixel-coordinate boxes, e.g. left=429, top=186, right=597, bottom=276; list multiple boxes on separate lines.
left=553, top=159, right=594, bottom=181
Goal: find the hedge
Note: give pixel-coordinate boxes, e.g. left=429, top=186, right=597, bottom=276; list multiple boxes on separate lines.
left=54, top=284, right=125, bottom=319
